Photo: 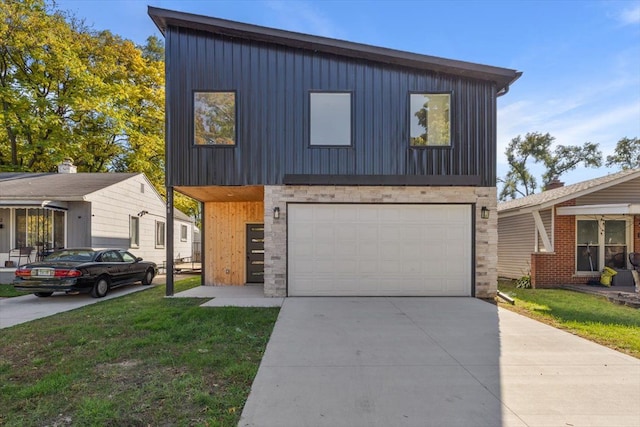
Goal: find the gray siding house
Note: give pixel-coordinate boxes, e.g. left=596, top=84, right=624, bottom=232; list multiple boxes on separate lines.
left=150, top=7, right=521, bottom=298
left=0, top=164, right=194, bottom=274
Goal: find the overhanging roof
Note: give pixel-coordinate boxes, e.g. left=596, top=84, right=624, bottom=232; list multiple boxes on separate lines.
left=148, top=7, right=522, bottom=95
left=0, top=173, right=138, bottom=200
left=498, top=168, right=640, bottom=215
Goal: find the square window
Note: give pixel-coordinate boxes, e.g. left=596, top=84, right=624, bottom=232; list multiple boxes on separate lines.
left=310, top=92, right=351, bottom=146
left=194, top=91, right=236, bottom=145
left=156, top=221, right=165, bottom=248
left=410, top=93, right=451, bottom=146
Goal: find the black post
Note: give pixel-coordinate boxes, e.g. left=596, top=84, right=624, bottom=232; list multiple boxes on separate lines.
left=166, top=187, right=174, bottom=296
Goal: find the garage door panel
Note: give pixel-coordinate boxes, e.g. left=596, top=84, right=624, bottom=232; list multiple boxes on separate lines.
left=288, top=204, right=472, bottom=296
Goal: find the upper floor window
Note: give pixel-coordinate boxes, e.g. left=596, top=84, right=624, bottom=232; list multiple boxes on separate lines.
left=194, top=91, right=236, bottom=145
left=310, top=92, right=351, bottom=146
left=409, top=93, right=451, bottom=147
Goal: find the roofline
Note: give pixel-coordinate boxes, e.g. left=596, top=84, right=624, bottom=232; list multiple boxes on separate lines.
left=148, top=6, right=522, bottom=93
left=498, top=169, right=640, bottom=215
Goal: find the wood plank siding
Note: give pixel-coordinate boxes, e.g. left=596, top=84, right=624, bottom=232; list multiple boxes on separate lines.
left=498, top=213, right=536, bottom=279
left=164, top=27, right=499, bottom=188
left=204, top=201, right=264, bottom=285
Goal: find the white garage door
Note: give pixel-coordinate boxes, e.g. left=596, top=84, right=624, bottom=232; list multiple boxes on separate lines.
left=288, top=204, right=472, bottom=296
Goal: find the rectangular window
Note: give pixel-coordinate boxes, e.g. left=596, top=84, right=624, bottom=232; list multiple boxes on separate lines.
left=130, top=216, right=139, bottom=248
left=409, top=93, right=451, bottom=146
left=576, top=220, right=599, bottom=272
left=155, top=221, right=165, bottom=248
left=180, top=224, right=188, bottom=242
left=310, top=92, right=351, bottom=146
left=576, top=217, right=630, bottom=272
left=194, top=91, right=236, bottom=145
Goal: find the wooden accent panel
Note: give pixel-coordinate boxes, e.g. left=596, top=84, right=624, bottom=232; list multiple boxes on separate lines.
left=204, top=201, right=264, bottom=285
left=176, top=185, right=263, bottom=202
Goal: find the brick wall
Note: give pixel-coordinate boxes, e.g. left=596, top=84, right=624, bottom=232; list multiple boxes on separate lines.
left=264, top=185, right=498, bottom=298
left=529, top=200, right=638, bottom=287
left=531, top=199, right=598, bottom=287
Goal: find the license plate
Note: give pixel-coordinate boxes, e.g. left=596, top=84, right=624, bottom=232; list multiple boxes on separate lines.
left=33, top=268, right=54, bottom=277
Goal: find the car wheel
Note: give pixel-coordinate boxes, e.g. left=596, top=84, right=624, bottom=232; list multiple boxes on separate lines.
left=34, top=292, right=53, bottom=297
left=91, top=276, right=110, bottom=298
left=142, top=269, right=154, bottom=286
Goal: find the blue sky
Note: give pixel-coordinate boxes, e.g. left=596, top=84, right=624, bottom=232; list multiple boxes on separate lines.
left=57, top=0, right=640, bottom=187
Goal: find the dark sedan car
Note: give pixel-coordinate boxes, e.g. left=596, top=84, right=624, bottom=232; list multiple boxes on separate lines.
left=13, top=248, right=157, bottom=298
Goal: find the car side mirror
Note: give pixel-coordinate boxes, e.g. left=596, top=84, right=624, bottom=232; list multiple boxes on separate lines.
left=136, top=257, right=143, bottom=262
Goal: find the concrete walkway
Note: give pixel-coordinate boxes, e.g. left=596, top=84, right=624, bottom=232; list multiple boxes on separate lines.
left=0, top=276, right=165, bottom=329
left=239, top=297, right=640, bottom=427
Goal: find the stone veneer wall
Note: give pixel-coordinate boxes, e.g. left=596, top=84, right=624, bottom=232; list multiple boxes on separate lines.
left=263, top=185, right=497, bottom=298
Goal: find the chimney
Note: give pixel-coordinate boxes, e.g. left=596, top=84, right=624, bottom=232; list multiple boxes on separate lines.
left=57, top=158, right=77, bottom=174
left=545, top=178, right=564, bottom=191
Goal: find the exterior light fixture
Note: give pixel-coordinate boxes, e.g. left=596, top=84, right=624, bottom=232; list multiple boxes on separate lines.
left=480, top=206, right=490, bottom=220
left=273, top=207, right=280, bottom=219
left=137, top=210, right=149, bottom=217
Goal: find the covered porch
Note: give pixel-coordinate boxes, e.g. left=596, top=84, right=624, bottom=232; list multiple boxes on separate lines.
left=0, top=204, right=68, bottom=268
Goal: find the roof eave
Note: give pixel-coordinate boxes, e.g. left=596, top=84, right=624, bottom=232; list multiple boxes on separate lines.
left=148, top=6, right=521, bottom=93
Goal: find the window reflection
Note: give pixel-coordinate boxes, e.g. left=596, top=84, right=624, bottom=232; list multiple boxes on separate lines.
left=410, top=93, right=451, bottom=146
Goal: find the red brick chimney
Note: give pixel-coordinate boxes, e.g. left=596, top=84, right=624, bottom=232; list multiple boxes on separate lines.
left=544, top=178, right=564, bottom=191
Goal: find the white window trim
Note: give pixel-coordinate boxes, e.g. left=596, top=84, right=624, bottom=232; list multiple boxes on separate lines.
left=575, top=215, right=632, bottom=275
left=130, top=216, right=140, bottom=248
left=155, top=220, right=166, bottom=249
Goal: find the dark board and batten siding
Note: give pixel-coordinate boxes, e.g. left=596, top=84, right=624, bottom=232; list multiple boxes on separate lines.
left=166, top=27, right=497, bottom=187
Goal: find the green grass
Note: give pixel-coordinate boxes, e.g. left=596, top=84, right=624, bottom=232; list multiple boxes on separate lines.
left=0, top=283, right=29, bottom=298
left=498, top=280, right=640, bottom=358
left=0, top=277, right=280, bottom=426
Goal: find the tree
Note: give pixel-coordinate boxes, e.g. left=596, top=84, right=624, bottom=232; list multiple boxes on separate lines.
left=605, top=137, right=640, bottom=170
left=499, top=132, right=602, bottom=201
left=0, top=0, right=199, bottom=221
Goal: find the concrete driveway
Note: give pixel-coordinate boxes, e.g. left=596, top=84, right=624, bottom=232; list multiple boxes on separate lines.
left=240, top=297, right=640, bottom=427
left=0, top=276, right=165, bottom=329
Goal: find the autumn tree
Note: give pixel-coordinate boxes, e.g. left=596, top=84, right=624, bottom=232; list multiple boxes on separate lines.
left=0, top=0, right=198, bottom=219
left=605, top=137, right=640, bottom=170
left=499, top=132, right=602, bottom=201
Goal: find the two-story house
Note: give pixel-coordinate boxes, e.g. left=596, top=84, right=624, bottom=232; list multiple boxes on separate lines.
left=149, top=7, right=521, bottom=298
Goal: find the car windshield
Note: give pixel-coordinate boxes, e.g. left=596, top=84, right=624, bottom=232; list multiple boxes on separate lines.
left=44, top=250, right=97, bottom=262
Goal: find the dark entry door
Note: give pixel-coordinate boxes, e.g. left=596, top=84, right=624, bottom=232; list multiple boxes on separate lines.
left=246, top=224, right=264, bottom=283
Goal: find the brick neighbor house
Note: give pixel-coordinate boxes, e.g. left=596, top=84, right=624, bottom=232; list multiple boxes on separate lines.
left=497, top=169, right=640, bottom=287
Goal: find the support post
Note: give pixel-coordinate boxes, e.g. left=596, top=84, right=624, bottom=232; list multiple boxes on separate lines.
left=166, top=187, right=174, bottom=296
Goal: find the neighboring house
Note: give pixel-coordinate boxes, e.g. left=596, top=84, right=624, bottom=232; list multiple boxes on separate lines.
left=149, top=7, right=521, bottom=298
left=0, top=161, right=194, bottom=273
left=497, top=169, right=640, bottom=287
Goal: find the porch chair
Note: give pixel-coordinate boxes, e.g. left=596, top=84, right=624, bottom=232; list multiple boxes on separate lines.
left=9, top=246, right=34, bottom=266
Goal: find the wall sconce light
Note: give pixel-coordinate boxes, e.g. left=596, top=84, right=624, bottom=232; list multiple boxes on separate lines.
left=481, top=206, right=490, bottom=220
left=273, top=207, right=280, bottom=220
left=137, top=210, right=149, bottom=217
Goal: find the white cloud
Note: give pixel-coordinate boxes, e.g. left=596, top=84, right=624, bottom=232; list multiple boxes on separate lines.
left=619, top=4, right=640, bottom=25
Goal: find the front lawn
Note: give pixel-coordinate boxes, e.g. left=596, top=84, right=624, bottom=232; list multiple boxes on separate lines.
left=0, top=283, right=29, bottom=297
left=0, top=277, right=280, bottom=426
left=498, top=280, right=640, bottom=358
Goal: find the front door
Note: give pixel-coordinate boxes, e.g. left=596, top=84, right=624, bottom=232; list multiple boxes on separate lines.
left=246, top=224, right=264, bottom=283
